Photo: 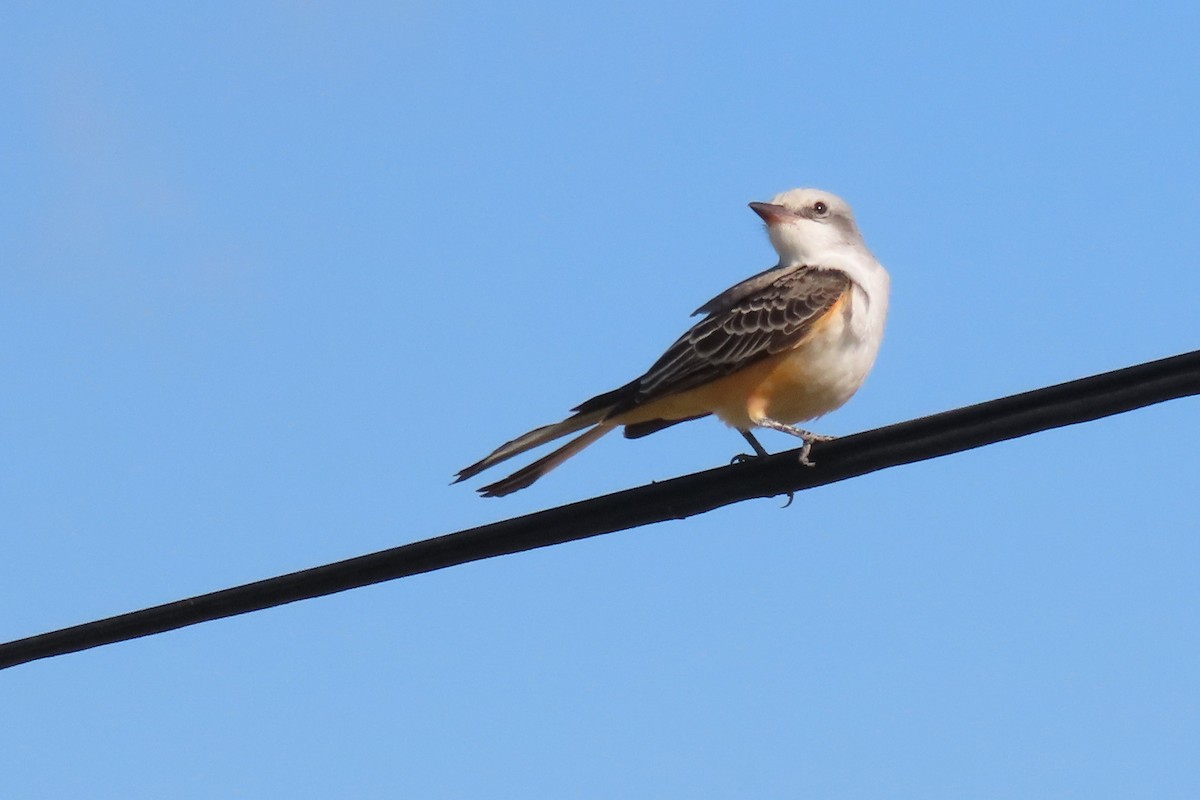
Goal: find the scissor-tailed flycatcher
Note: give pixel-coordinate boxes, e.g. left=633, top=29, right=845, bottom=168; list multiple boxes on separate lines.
left=456, top=188, right=890, bottom=497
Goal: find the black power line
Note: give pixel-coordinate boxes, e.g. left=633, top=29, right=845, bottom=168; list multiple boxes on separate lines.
left=2, top=349, right=1198, bottom=671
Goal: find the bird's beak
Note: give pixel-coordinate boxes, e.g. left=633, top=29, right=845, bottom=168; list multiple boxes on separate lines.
left=749, top=201, right=792, bottom=225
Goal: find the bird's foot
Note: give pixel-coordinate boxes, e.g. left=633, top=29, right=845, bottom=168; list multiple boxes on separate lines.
left=750, top=417, right=834, bottom=467
left=797, top=431, right=835, bottom=467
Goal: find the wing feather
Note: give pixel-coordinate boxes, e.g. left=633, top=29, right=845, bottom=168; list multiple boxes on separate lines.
left=609, top=267, right=852, bottom=415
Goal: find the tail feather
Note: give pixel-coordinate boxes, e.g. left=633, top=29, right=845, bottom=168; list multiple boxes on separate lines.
left=572, top=379, right=638, bottom=415
left=623, top=413, right=709, bottom=440
left=477, top=425, right=613, bottom=497
left=454, top=408, right=607, bottom=484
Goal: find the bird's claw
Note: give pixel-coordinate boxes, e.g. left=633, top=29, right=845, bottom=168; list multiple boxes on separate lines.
left=797, top=432, right=835, bottom=467
left=730, top=452, right=757, bottom=465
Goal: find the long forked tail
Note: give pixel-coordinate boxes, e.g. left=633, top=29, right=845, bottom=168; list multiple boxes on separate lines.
left=476, top=424, right=613, bottom=497
left=454, top=407, right=609, bottom=485
left=455, top=378, right=642, bottom=496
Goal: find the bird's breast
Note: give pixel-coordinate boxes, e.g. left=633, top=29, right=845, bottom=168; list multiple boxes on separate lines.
left=723, top=283, right=886, bottom=427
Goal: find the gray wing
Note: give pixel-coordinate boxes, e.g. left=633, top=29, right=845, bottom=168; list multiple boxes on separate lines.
left=690, top=262, right=808, bottom=317
left=599, top=267, right=853, bottom=416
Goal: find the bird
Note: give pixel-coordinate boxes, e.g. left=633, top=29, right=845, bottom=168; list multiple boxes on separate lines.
left=455, top=188, right=890, bottom=497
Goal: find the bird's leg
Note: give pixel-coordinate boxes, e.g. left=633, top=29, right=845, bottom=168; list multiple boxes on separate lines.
left=741, top=430, right=770, bottom=456
left=752, top=417, right=834, bottom=467
left=730, top=429, right=770, bottom=464
left=729, top=429, right=798, bottom=508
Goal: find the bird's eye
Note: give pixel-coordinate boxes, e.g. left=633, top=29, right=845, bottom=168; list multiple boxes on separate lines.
left=813, top=201, right=829, bottom=216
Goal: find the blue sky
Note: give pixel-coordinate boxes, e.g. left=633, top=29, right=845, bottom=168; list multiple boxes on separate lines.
left=2, top=2, right=1198, bottom=796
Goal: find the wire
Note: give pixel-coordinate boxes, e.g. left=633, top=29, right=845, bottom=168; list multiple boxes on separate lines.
left=2, top=349, right=1198, bottom=671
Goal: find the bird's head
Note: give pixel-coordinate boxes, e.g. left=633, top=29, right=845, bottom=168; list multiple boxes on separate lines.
left=749, top=188, right=864, bottom=265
